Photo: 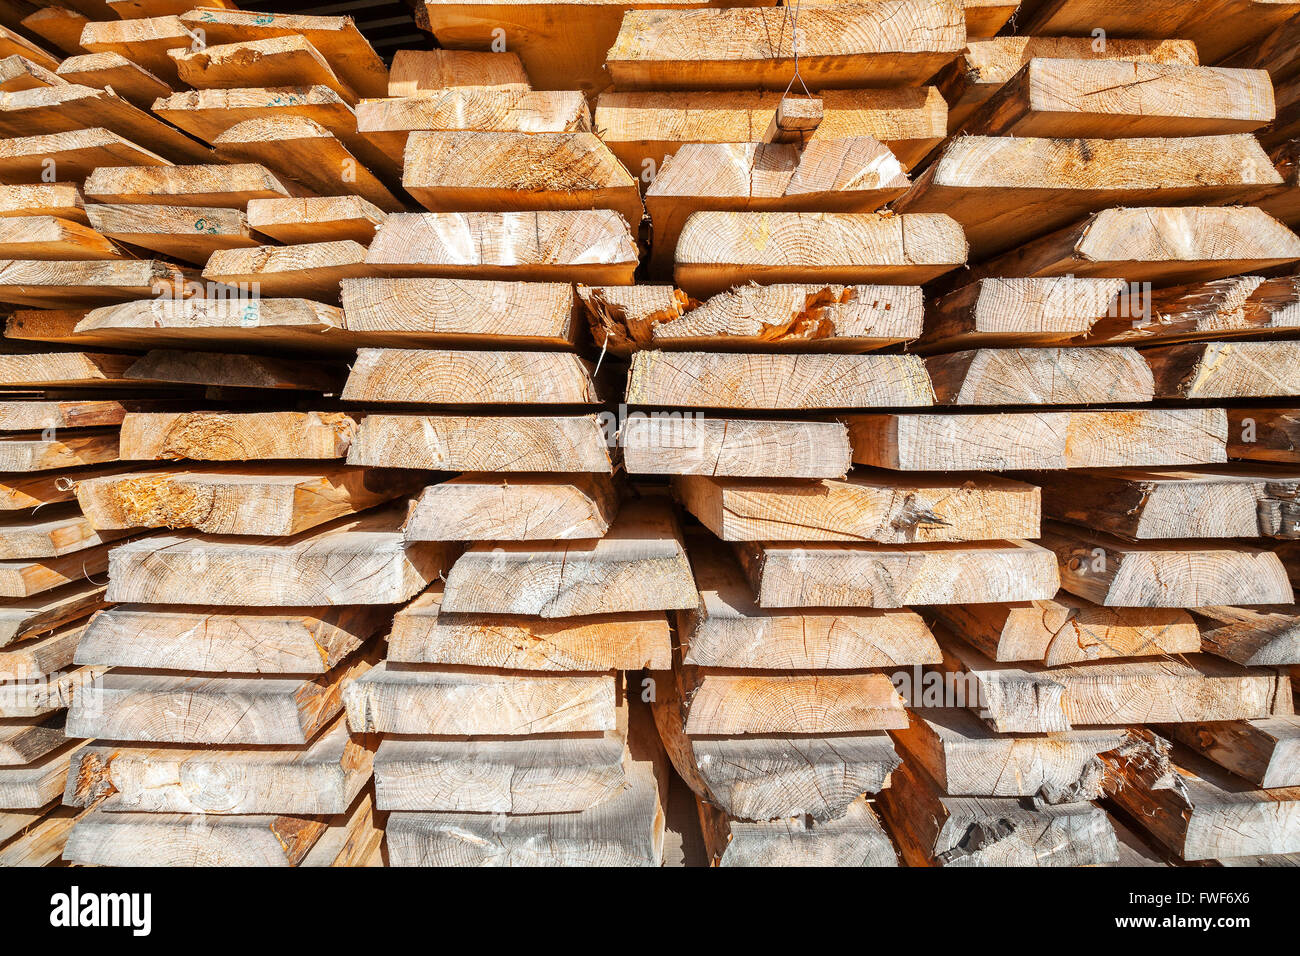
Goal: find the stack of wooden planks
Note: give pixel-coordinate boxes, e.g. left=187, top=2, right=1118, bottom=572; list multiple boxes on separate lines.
left=0, top=0, right=1299, bottom=868
left=0, top=397, right=118, bottom=866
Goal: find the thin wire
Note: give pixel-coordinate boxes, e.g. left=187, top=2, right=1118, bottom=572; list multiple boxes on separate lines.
left=780, top=0, right=813, bottom=103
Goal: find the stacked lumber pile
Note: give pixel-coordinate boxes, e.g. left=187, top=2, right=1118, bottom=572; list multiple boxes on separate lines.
left=337, top=65, right=684, bottom=863
left=584, top=0, right=1300, bottom=867
left=1, top=0, right=1300, bottom=867
left=0, top=1, right=427, bottom=867
left=0, top=397, right=116, bottom=866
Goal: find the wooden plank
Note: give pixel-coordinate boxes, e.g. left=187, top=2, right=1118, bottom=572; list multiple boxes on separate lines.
left=341, top=276, right=578, bottom=348
left=595, top=88, right=948, bottom=175
left=1195, top=605, right=1300, bottom=666
left=388, top=582, right=670, bottom=670
left=55, top=51, right=172, bottom=108
left=0, top=625, right=80, bottom=681
left=622, top=416, right=850, bottom=478
left=66, top=649, right=375, bottom=745
left=1038, top=467, right=1300, bottom=539
left=105, top=508, right=450, bottom=606
left=895, top=134, right=1280, bottom=259
left=71, top=296, right=347, bottom=353
left=1222, top=5, right=1300, bottom=80
left=299, top=789, right=384, bottom=867
left=373, top=733, right=625, bottom=814
left=76, top=464, right=424, bottom=535
left=926, top=347, right=1154, bottom=405
left=0, top=258, right=189, bottom=307
left=354, top=89, right=590, bottom=167
left=0, top=464, right=138, bottom=511
left=0, top=663, right=103, bottom=718
left=85, top=202, right=259, bottom=265
left=78, top=15, right=195, bottom=85
left=678, top=534, right=940, bottom=669
left=152, top=84, right=362, bottom=148
left=625, top=350, right=934, bottom=409
left=119, top=410, right=356, bottom=461
left=203, top=241, right=371, bottom=301
left=1106, top=744, right=1300, bottom=861
left=403, top=473, right=617, bottom=541
left=0, top=580, right=106, bottom=650
left=0, top=400, right=142, bottom=429
left=579, top=282, right=921, bottom=354
left=673, top=210, right=966, bottom=296
left=848, top=408, right=1228, bottom=470
left=0, top=54, right=63, bottom=92
left=677, top=668, right=907, bottom=735
left=606, top=2, right=965, bottom=91
left=63, top=717, right=371, bottom=814
left=343, top=348, right=599, bottom=405
left=0, top=805, right=77, bottom=866
left=1145, top=341, right=1300, bottom=398
left=959, top=59, right=1275, bottom=139
left=936, top=36, right=1199, bottom=131
left=0, top=430, right=120, bottom=472
left=1264, top=67, right=1300, bottom=148
left=384, top=745, right=663, bottom=866
left=347, top=413, right=612, bottom=472
left=1228, top=407, right=1300, bottom=462
left=83, top=162, right=305, bottom=207
left=0, top=128, right=174, bottom=185
left=931, top=596, right=1200, bottom=666
left=3, top=309, right=88, bottom=345
left=700, top=794, right=899, bottom=867
left=440, top=498, right=696, bottom=616
left=654, top=668, right=898, bottom=821
left=876, top=758, right=1117, bottom=866
left=1259, top=139, right=1300, bottom=227
left=0, top=182, right=87, bottom=223
left=171, top=36, right=359, bottom=104
left=941, top=640, right=1291, bottom=732
left=213, top=116, right=403, bottom=212
left=176, top=7, right=389, bottom=99
left=388, top=48, right=528, bottom=94
left=22, top=3, right=89, bottom=52
left=960, top=0, right=1017, bottom=34
left=343, top=661, right=616, bottom=736
left=63, top=809, right=329, bottom=866
left=0, top=216, right=124, bottom=260
left=973, top=206, right=1300, bottom=284
left=0, top=506, right=124, bottom=559
left=0, top=741, right=81, bottom=809
left=0, top=799, right=59, bottom=844
left=420, top=0, right=773, bottom=95
left=1071, top=273, right=1300, bottom=347
left=674, top=472, right=1039, bottom=543
left=0, top=23, right=61, bottom=71
left=0, top=351, right=138, bottom=387
left=891, top=708, right=1135, bottom=800
left=643, top=138, right=909, bottom=274
left=75, top=603, right=390, bottom=674
left=1169, top=718, right=1300, bottom=789
left=246, top=196, right=385, bottom=245
left=1041, top=522, right=1295, bottom=607
left=0, top=713, right=67, bottom=765
left=0, top=84, right=210, bottom=164
left=1019, top=0, right=1300, bottom=65
left=734, top=538, right=1060, bottom=608
left=917, top=276, right=1126, bottom=351
left=123, top=349, right=345, bottom=392
left=365, top=210, right=639, bottom=284
left=404, top=130, right=642, bottom=230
